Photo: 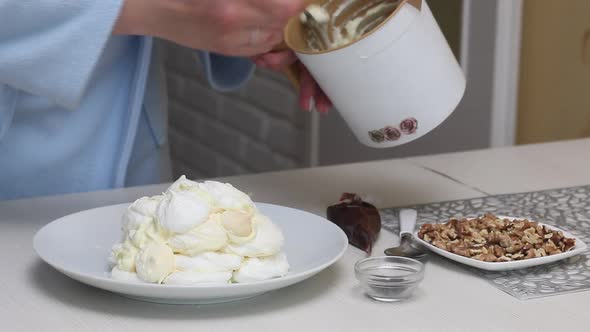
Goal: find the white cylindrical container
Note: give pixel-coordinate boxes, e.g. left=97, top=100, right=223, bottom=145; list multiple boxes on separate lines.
left=285, top=0, right=466, bottom=148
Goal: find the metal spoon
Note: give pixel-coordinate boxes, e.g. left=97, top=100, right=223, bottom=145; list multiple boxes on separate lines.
left=384, top=209, right=427, bottom=260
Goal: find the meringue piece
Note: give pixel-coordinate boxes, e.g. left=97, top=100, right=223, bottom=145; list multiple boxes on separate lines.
left=135, top=242, right=175, bottom=283
left=164, top=271, right=233, bottom=285
left=220, top=210, right=256, bottom=244
left=111, top=267, right=145, bottom=283
left=167, top=219, right=228, bottom=256
left=199, top=181, right=255, bottom=212
left=120, top=196, right=163, bottom=243
left=158, top=190, right=211, bottom=233
left=233, top=252, right=290, bottom=283
left=175, top=252, right=242, bottom=272
left=166, top=175, right=216, bottom=207
left=110, top=240, right=139, bottom=272
left=220, top=210, right=253, bottom=237
left=122, top=196, right=162, bottom=229
left=166, top=175, right=199, bottom=193
left=226, top=214, right=284, bottom=257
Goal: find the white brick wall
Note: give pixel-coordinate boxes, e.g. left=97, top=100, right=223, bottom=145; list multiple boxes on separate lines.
left=163, top=42, right=310, bottom=180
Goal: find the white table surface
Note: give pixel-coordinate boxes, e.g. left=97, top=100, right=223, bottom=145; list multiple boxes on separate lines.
left=1, top=139, right=589, bottom=332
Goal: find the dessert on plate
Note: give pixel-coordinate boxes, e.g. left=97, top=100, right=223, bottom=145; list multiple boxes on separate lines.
left=109, top=176, right=289, bottom=285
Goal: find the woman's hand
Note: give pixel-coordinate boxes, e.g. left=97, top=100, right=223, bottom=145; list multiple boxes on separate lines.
left=114, top=0, right=306, bottom=56
left=114, top=0, right=330, bottom=112
left=252, top=50, right=333, bottom=114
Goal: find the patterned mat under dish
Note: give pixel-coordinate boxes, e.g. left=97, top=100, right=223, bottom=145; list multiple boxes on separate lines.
left=380, top=185, right=590, bottom=300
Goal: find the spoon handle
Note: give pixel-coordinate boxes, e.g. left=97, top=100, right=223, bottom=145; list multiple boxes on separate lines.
left=399, top=209, right=418, bottom=235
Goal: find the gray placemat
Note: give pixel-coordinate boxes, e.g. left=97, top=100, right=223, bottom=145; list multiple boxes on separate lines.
left=380, top=185, right=590, bottom=300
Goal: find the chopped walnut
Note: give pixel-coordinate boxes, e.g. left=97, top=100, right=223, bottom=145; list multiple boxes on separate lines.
left=417, top=213, right=576, bottom=263
left=534, top=248, right=547, bottom=257
left=523, top=227, right=541, bottom=244
left=491, top=245, right=505, bottom=257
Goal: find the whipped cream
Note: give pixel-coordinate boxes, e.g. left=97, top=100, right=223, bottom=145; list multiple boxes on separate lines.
left=300, top=4, right=330, bottom=24
left=175, top=252, right=242, bottom=272
left=110, top=240, right=139, bottom=272
left=109, top=175, right=289, bottom=285
left=122, top=196, right=161, bottom=231
left=121, top=195, right=169, bottom=247
left=301, top=0, right=400, bottom=50
left=164, top=271, right=233, bottom=285
left=198, top=181, right=255, bottom=212
left=226, top=214, right=284, bottom=257
left=167, top=218, right=228, bottom=255
left=233, top=252, right=290, bottom=283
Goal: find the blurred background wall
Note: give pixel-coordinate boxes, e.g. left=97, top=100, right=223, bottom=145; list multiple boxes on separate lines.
left=517, top=0, right=590, bottom=144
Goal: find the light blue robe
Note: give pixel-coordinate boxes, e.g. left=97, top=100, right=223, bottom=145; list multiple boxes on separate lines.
left=0, top=1, right=254, bottom=200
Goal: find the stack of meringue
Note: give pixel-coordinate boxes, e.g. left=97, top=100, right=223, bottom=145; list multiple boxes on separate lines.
left=109, top=176, right=289, bottom=285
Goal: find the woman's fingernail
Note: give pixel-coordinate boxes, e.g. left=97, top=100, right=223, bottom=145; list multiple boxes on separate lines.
left=308, top=97, right=316, bottom=112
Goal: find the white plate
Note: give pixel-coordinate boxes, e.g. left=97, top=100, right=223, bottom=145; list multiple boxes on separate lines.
left=33, top=203, right=349, bottom=304
left=413, top=216, right=588, bottom=271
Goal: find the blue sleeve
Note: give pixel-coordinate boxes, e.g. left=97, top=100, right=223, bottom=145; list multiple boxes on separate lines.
left=0, top=86, right=17, bottom=140
left=196, top=52, right=255, bottom=91
left=0, top=0, right=125, bottom=109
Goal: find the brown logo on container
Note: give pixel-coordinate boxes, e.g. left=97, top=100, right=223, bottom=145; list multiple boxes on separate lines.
left=369, top=118, right=419, bottom=143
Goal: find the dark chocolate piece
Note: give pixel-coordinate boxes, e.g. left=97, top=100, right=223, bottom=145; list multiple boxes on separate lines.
left=327, top=193, right=381, bottom=254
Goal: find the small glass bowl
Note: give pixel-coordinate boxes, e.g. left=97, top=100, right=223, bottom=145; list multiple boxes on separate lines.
left=354, top=256, right=425, bottom=302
